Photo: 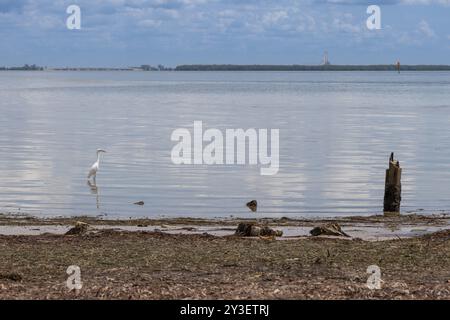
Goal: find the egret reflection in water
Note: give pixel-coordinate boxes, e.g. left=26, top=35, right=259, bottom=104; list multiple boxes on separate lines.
left=87, top=180, right=100, bottom=209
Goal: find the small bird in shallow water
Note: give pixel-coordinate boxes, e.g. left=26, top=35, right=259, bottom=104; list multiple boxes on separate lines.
left=134, top=201, right=145, bottom=206
left=88, top=149, right=106, bottom=184
left=246, top=200, right=257, bottom=212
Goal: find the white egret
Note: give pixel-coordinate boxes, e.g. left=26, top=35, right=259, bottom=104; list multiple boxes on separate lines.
left=88, top=149, right=106, bottom=184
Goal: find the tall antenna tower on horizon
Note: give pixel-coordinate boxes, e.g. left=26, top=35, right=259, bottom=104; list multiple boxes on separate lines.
left=322, top=51, right=331, bottom=65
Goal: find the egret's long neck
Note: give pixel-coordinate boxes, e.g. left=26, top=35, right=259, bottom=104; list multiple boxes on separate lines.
left=96, top=152, right=102, bottom=164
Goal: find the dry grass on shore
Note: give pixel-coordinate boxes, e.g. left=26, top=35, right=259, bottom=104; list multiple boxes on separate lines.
left=0, top=228, right=448, bottom=299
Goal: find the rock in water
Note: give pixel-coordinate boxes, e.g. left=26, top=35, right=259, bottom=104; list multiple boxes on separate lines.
left=235, top=223, right=282, bottom=237
left=246, top=200, right=257, bottom=212
left=65, top=221, right=90, bottom=235
left=310, top=223, right=350, bottom=237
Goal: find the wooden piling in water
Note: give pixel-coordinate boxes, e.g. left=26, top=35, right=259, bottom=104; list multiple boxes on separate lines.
left=383, top=152, right=402, bottom=214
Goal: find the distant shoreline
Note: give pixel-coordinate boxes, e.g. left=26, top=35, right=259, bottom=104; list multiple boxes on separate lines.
left=3, top=64, right=450, bottom=72
left=175, top=64, right=450, bottom=71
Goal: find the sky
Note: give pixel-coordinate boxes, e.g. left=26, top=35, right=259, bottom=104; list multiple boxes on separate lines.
left=0, top=0, right=450, bottom=67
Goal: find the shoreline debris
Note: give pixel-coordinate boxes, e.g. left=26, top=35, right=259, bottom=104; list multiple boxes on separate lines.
left=235, top=223, right=282, bottom=237
left=65, top=221, right=90, bottom=235
left=310, top=223, right=350, bottom=237
left=0, top=272, right=23, bottom=282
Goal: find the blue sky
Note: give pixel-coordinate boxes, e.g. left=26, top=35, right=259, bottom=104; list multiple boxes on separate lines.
left=0, top=0, right=450, bottom=67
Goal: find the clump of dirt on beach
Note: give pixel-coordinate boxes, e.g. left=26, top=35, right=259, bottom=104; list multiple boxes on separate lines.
left=0, top=229, right=448, bottom=299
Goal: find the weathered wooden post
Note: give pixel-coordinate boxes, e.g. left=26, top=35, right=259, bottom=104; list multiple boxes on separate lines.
left=383, top=152, right=402, bottom=214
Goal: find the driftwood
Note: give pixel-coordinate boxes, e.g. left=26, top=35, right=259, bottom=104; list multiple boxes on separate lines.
left=65, top=221, right=90, bottom=235
left=383, top=152, right=402, bottom=214
left=310, top=223, right=350, bottom=237
left=235, top=223, right=282, bottom=237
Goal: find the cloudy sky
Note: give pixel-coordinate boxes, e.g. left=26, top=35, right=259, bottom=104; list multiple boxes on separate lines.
left=0, top=0, right=449, bottom=67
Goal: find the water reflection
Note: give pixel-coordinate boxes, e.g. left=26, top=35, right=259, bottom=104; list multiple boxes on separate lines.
left=87, top=180, right=100, bottom=209
left=1, top=71, right=450, bottom=218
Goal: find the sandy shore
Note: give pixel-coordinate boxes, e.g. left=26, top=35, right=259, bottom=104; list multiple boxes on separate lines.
left=0, top=213, right=449, bottom=299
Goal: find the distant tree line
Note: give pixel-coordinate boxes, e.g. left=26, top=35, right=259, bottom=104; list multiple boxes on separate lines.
left=0, top=64, right=44, bottom=71
left=175, top=64, right=450, bottom=71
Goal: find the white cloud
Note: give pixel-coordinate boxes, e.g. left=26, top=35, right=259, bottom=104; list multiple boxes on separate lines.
left=262, top=11, right=288, bottom=25
left=137, top=19, right=162, bottom=27
left=418, top=19, right=436, bottom=38
left=401, top=0, right=450, bottom=5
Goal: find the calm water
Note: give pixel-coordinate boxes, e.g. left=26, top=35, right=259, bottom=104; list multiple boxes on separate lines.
left=1, top=71, right=450, bottom=219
